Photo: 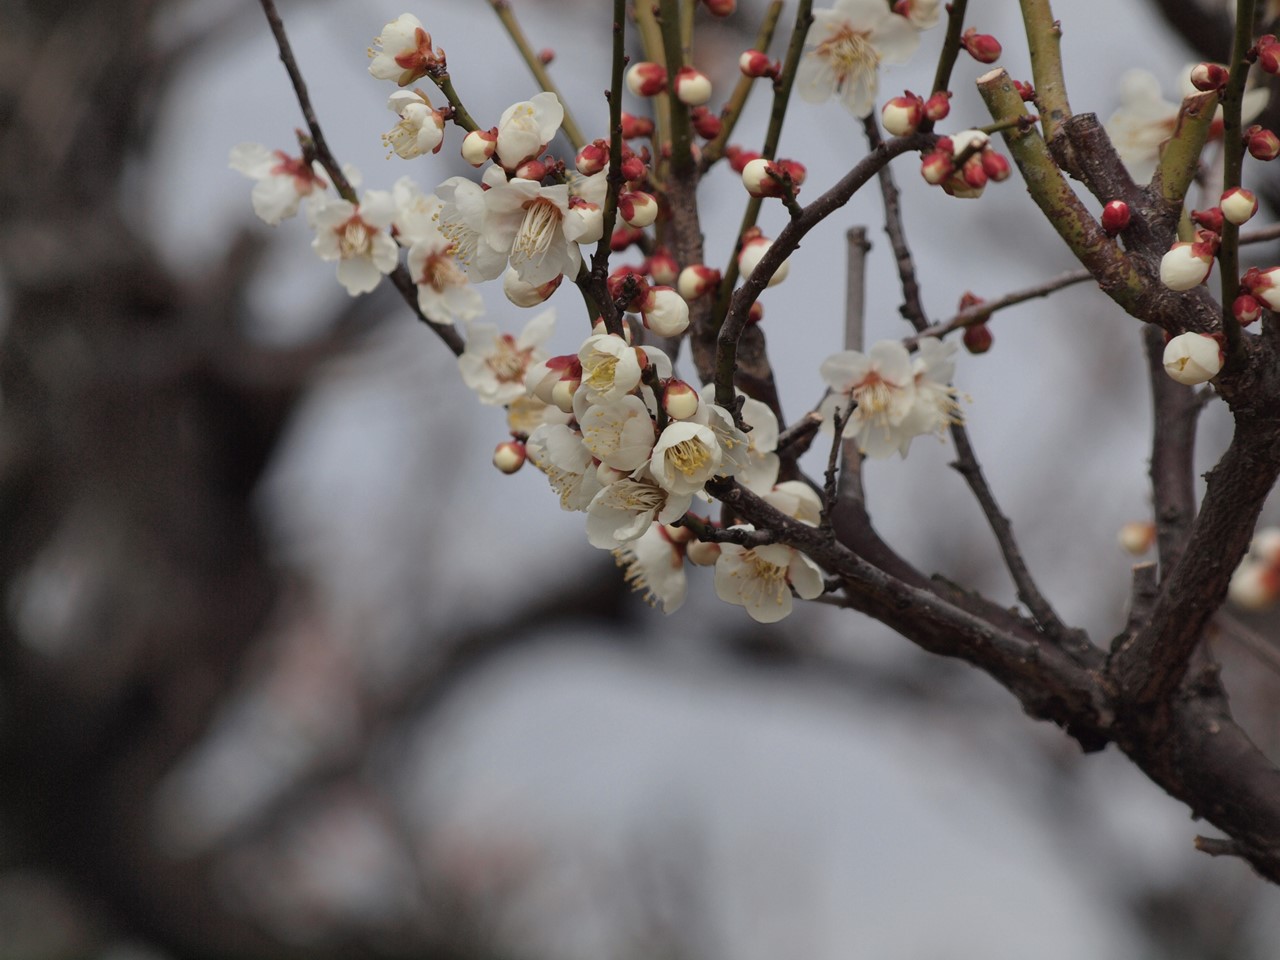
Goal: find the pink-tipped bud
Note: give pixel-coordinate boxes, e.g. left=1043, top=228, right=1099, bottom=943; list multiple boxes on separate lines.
left=747, top=302, right=764, bottom=325
left=641, top=286, right=691, bottom=337
left=515, top=158, right=549, bottom=181
left=677, top=264, right=721, bottom=300
left=550, top=375, right=581, bottom=413
left=1191, top=206, right=1224, bottom=234
left=674, top=66, right=712, bottom=106
left=576, top=139, right=609, bottom=175
left=461, top=127, right=498, bottom=166
left=882, top=92, right=926, bottom=136
left=1118, top=521, right=1156, bottom=555
left=608, top=265, right=651, bottom=311
left=1190, top=62, right=1229, bottom=91
left=611, top=226, right=644, bottom=252
left=1247, top=126, right=1280, bottom=160
left=691, top=106, right=722, bottom=139
left=920, top=150, right=954, bottom=185
left=726, top=146, right=762, bottom=173
left=960, top=27, right=1002, bottom=64
left=620, top=113, right=655, bottom=140
left=619, top=154, right=647, bottom=182
left=493, top=440, right=527, bottom=474
left=1242, top=265, right=1280, bottom=310
left=739, top=49, right=777, bottom=79
left=663, top=379, right=701, bottom=420
left=503, top=268, right=563, bottom=307
left=980, top=149, right=1011, bottom=181
left=1234, top=293, right=1262, bottom=326
left=703, top=0, right=736, bottom=15
left=1221, top=187, right=1258, bottom=225
left=958, top=291, right=985, bottom=310
left=626, top=62, right=668, bottom=97
left=537, top=47, right=555, bottom=64
left=1012, top=80, right=1035, bottom=102
left=620, top=190, right=660, bottom=228
left=645, top=247, right=679, bottom=286
left=924, top=90, right=952, bottom=122
left=1258, top=36, right=1280, bottom=75
left=1101, top=200, right=1131, bottom=236
left=1229, top=559, right=1280, bottom=610
left=962, top=323, right=993, bottom=354
left=591, top=317, right=633, bottom=343
left=526, top=354, right=581, bottom=404
left=741, top=157, right=805, bottom=198
left=1159, top=241, right=1215, bottom=291
left=960, top=156, right=988, bottom=190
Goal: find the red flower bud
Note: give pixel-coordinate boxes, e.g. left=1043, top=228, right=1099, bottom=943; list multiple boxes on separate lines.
left=620, top=113, right=655, bottom=140
left=1247, top=126, right=1280, bottom=160
left=626, top=61, right=668, bottom=97
left=1234, top=293, right=1262, bottom=326
left=1101, top=200, right=1130, bottom=236
left=923, top=90, right=952, bottom=122
left=1191, top=206, right=1224, bottom=234
left=980, top=149, right=1010, bottom=181
left=691, top=106, right=722, bottom=139
left=610, top=226, right=644, bottom=252
left=747, top=302, right=764, bottom=325
left=703, top=0, right=735, bottom=15
left=645, top=247, right=679, bottom=286
left=960, top=27, right=1002, bottom=64
left=920, top=150, right=954, bottom=185
left=537, top=48, right=555, bottom=65
left=882, top=92, right=925, bottom=136
left=739, top=49, right=777, bottom=79
left=1012, top=80, right=1036, bottom=102
left=963, top=323, right=994, bottom=354
left=1258, top=36, right=1280, bottom=75
left=1190, top=62, right=1229, bottom=91
left=607, top=266, right=651, bottom=310
left=576, top=139, right=609, bottom=175
left=727, top=147, right=763, bottom=173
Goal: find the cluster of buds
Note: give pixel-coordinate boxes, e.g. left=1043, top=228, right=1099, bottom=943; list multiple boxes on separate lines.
left=881, top=90, right=950, bottom=135
left=1240, top=265, right=1280, bottom=313
left=741, top=157, right=807, bottom=199
left=956, top=292, right=993, bottom=354
left=1229, top=528, right=1280, bottom=610
left=960, top=27, right=1002, bottom=64
left=920, top=130, right=1009, bottom=198
left=1162, top=331, right=1223, bottom=385
left=575, top=138, right=649, bottom=182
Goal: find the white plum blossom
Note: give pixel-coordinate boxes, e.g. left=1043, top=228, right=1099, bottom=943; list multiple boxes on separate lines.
left=495, top=92, right=565, bottom=172
left=434, top=166, right=513, bottom=281
left=819, top=339, right=918, bottom=458
left=309, top=191, right=399, bottom=295
left=577, top=334, right=646, bottom=405
left=714, top=530, right=825, bottom=623
left=765, top=481, right=823, bottom=526
left=458, top=310, right=555, bottom=405
left=796, top=0, right=921, bottom=118
left=614, top=523, right=689, bottom=613
left=368, top=13, right=441, bottom=86
left=391, top=179, right=483, bottom=323
left=382, top=89, right=445, bottom=159
left=481, top=178, right=584, bottom=286
left=1160, top=242, right=1214, bottom=291
left=704, top=388, right=780, bottom=494
left=526, top=422, right=601, bottom=511
left=229, top=143, right=327, bottom=225
left=896, top=336, right=961, bottom=453
left=579, top=395, right=657, bottom=471
left=1162, top=332, right=1222, bottom=385
left=650, top=420, right=723, bottom=495
left=585, top=472, right=693, bottom=550
left=896, top=0, right=942, bottom=30
left=1106, top=67, right=1270, bottom=182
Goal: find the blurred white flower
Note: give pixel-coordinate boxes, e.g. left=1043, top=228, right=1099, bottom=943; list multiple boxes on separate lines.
left=309, top=192, right=399, bottom=295
left=796, top=0, right=921, bottom=118
left=229, top=143, right=327, bottom=225
left=458, top=310, right=555, bottom=405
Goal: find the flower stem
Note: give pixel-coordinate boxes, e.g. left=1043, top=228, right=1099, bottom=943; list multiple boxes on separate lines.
left=1217, top=0, right=1257, bottom=369
left=432, top=73, right=482, bottom=134
left=586, top=0, right=629, bottom=338
left=925, top=0, right=968, bottom=120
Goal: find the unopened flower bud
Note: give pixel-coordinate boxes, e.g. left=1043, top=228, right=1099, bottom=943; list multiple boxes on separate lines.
left=620, top=153, right=648, bottom=182
left=924, top=90, right=952, bottom=121
left=727, top=146, right=762, bottom=173
left=882, top=92, right=925, bottom=136
left=538, top=48, right=555, bottom=65
left=493, top=440, right=527, bottom=474
left=739, top=49, right=776, bottom=79
left=503, top=267, right=563, bottom=307
left=526, top=354, right=581, bottom=403
left=550, top=375, right=580, bottom=413
left=960, top=27, right=1002, bottom=64
left=1254, top=528, right=1280, bottom=564
left=1247, top=126, right=1280, bottom=160
left=1162, top=331, right=1223, bottom=385
left=1257, top=36, right=1280, bottom=75
left=1241, top=265, right=1280, bottom=309
left=674, top=66, right=712, bottom=106
left=1101, top=200, right=1130, bottom=236
left=920, top=150, right=954, bottom=184
left=1159, top=242, right=1214, bottom=291
left=576, top=139, right=609, bottom=175
left=747, top=302, right=764, bottom=324
left=620, top=191, right=659, bottom=228
left=641, top=286, right=691, bottom=336
left=691, top=106, right=722, bottom=139
left=591, top=317, right=634, bottom=343
left=1118, top=521, right=1156, bottom=555
left=461, top=128, right=498, bottom=166
left=1229, top=559, right=1280, bottom=610
left=626, top=62, right=668, bottom=97
left=677, top=264, right=721, bottom=300
left=663, top=379, right=701, bottom=420
left=738, top=235, right=789, bottom=286
left=703, top=0, right=736, bottom=15
left=742, top=157, right=779, bottom=197
left=960, top=156, right=988, bottom=189
left=611, top=226, right=645, bottom=251
left=1012, top=80, right=1035, bottom=101
left=962, top=323, right=993, bottom=354
left=686, top=539, right=722, bottom=566
left=1190, top=62, right=1229, bottom=91
left=980, top=149, right=1010, bottom=181
left=1221, top=187, right=1258, bottom=225
left=620, top=113, right=655, bottom=140
left=1234, top=293, right=1262, bottom=325
left=608, top=265, right=650, bottom=310
left=1191, top=206, right=1224, bottom=233
left=515, top=158, right=549, bottom=181
left=645, top=247, right=679, bottom=286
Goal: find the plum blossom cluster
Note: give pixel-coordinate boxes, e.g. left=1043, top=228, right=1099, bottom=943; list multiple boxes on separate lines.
left=233, top=1, right=992, bottom=623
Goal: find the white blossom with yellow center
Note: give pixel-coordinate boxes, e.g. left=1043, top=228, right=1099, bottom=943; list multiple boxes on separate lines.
left=309, top=191, right=399, bottom=295
left=796, top=0, right=920, bottom=118
left=458, top=310, right=555, bottom=406
left=714, top=531, right=825, bottom=623
left=650, top=421, right=723, bottom=496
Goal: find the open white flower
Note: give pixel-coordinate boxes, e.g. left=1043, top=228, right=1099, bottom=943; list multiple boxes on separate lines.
left=614, top=523, right=689, bottom=614
left=650, top=420, right=723, bottom=495
left=496, top=92, right=565, bottom=172
left=480, top=178, right=587, bottom=286
left=230, top=143, right=327, bottom=225
left=586, top=471, right=692, bottom=550
left=895, top=336, right=961, bottom=453
left=383, top=89, right=445, bottom=159
left=703, top=387, right=780, bottom=494
left=1106, top=66, right=1270, bottom=182
left=309, top=191, right=399, bottom=295
left=714, top=530, right=825, bottom=623
left=819, top=340, right=918, bottom=458
left=765, top=481, right=823, bottom=526
left=458, top=310, right=554, bottom=405
left=796, top=0, right=921, bottom=118
left=526, top=422, right=601, bottom=511
left=579, top=395, right=657, bottom=471
left=434, top=166, right=513, bottom=281
left=368, top=13, right=442, bottom=86
left=577, top=333, right=644, bottom=405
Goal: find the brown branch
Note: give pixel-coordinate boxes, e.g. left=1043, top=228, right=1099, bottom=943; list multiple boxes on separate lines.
left=1142, top=325, right=1201, bottom=579
left=904, top=269, right=1092, bottom=347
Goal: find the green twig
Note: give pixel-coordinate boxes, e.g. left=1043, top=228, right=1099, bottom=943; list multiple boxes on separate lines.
left=701, top=1, right=784, bottom=169
left=487, top=0, right=586, bottom=149
left=1217, top=0, right=1257, bottom=369
left=1018, top=0, right=1072, bottom=143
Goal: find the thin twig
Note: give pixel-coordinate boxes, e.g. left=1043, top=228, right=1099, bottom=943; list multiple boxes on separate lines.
left=904, top=269, right=1092, bottom=347
left=257, top=0, right=464, bottom=356
left=487, top=0, right=586, bottom=149
left=700, top=1, right=784, bottom=169
left=837, top=227, right=869, bottom=511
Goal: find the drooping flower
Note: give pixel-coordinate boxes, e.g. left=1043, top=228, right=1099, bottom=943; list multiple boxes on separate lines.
left=368, top=13, right=444, bottom=87
left=382, top=89, right=446, bottom=159
left=309, top=191, right=399, bottom=295
left=230, top=143, right=327, bottom=225
left=796, top=0, right=921, bottom=118
left=458, top=310, right=555, bottom=405
left=714, top=530, right=825, bottom=623
left=818, top=340, right=918, bottom=458
left=613, top=523, right=689, bottom=613
left=495, top=92, right=565, bottom=173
